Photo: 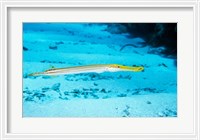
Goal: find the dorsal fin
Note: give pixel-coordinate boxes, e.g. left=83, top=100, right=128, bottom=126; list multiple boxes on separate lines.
left=45, top=65, right=57, bottom=72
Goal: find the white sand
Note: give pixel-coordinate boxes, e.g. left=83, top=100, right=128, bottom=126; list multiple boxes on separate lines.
left=23, top=93, right=177, bottom=117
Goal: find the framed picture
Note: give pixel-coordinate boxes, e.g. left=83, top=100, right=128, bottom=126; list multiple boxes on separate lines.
left=0, top=1, right=199, bottom=139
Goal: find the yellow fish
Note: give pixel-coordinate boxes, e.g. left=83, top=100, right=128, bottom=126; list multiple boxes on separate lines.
left=29, top=64, right=144, bottom=76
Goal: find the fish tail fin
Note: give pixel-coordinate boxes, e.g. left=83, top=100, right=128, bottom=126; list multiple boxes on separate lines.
left=28, top=72, right=43, bottom=77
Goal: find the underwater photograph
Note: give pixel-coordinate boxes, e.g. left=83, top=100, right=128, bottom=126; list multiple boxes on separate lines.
left=23, top=23, right=177, bottom=117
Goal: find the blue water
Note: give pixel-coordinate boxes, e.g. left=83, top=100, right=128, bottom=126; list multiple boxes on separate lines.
left=23, top=23, right=177, bottom=117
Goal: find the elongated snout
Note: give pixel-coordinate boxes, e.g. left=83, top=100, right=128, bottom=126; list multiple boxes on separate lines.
left=110, top=64, right=144, bottom=72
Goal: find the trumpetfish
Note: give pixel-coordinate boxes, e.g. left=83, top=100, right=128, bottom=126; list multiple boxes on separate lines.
left=29, top=64, right=144, bottom=76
